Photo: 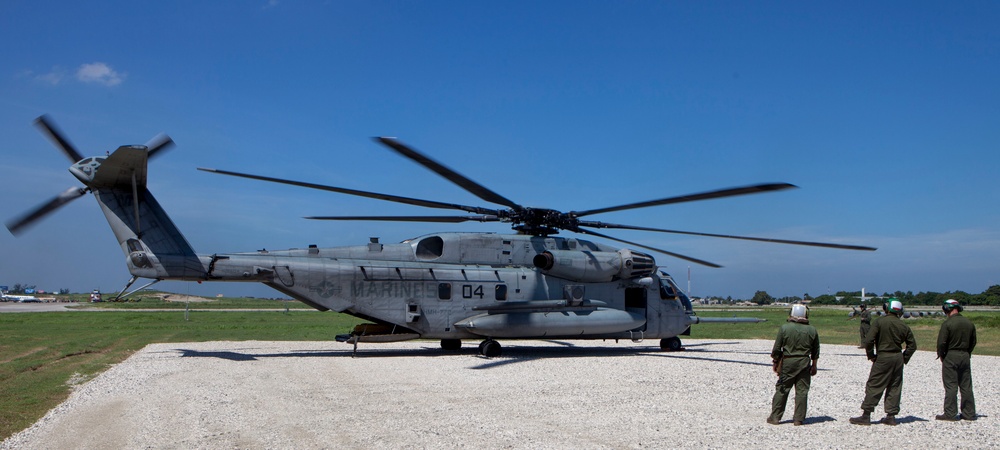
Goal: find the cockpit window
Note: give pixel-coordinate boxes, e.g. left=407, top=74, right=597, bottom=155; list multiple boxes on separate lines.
left=660, top=279, right=677, bottom=299
left=415, top=236, right=444, bottom=260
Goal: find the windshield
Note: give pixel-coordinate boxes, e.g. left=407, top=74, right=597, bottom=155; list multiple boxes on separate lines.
left=659, top=271, right=694, bottom=312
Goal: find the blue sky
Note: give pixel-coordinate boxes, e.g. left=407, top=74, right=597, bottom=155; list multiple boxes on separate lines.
left=2, top=1, right=998, bottom=300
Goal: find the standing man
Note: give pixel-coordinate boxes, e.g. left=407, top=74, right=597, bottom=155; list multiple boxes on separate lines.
left=850, top=299, right=916, bottom=426
left=858, top=304, right=872, bottom=348
left=767, top=304, right=820, bottom=426
left=935, top=299, right=977, bottom=421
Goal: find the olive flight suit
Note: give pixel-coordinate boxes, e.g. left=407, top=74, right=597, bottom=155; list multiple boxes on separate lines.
left=859, top=308, right=871, bottom=346
left=860, top=314, right=916, bottom=416
left=769, top=320, right=820, bottom=424
left=937, top=312, right=977, bottom=420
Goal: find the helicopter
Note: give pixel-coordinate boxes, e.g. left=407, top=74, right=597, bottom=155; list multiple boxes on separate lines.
left=7, top=115, right=876, bottom=357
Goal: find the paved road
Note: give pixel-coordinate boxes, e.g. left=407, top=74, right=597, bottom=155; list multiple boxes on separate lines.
left=0, top=302, right=80, bottom=313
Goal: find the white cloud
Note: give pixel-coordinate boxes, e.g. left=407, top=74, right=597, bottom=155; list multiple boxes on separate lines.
left=24, top=67, right=66, bottom=85
left=76, top=62, right=125, bottom=86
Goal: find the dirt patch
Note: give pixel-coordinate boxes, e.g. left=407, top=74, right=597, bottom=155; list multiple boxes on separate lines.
left=157, top=293, right=215, bottom=303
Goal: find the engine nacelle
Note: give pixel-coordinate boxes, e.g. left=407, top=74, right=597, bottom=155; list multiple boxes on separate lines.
left=532, top=248, right=655, bottom=282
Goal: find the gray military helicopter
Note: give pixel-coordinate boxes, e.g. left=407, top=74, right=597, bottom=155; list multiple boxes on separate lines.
left=8, top=115, right=876, bottom=357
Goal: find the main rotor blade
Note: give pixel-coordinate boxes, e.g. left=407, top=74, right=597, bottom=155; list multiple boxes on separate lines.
left=34, top=115, right=84, bottom=163
left=306, top=215, right=501, bottom=223
left=6, top=187, right=88, bottom=235
left=198, top=168, right=500, bottom=215
left=375, top=137, right=523, bottom=211
left=575, top=228, right=723, bottom=268
left=573, top=183, right=798, bottom=217
left=578, top=221, right=878, bottom=251
left=146, top=134, right=175, bottom=160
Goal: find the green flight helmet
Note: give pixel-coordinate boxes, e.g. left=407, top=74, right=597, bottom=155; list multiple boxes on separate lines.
left=942, top=299, right=963, bottom=313
left=883, top=298, right=903, bottom=314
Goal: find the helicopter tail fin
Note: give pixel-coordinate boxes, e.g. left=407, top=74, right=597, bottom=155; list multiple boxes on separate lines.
left=90, top=145, right=208, bottom=280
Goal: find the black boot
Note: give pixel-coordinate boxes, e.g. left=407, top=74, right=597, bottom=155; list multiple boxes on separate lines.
left=849, top=411, right=871, bottom=426
left=881, top=415, right=897, bottom=426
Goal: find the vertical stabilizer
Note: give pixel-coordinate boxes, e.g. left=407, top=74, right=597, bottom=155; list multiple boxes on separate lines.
left=89, top=146, right=208, bottom=280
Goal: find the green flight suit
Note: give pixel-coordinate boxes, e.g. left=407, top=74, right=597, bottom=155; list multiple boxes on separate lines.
left=768, top=320, right=820, bottom=423
left=937, top=312, right=977, bottom=419
left=859, top=309, right=871, bottom=345
left=860, top=314, right=916, bottom=415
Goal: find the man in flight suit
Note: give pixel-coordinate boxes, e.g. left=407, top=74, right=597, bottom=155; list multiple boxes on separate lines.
left=858, top=304, right=871, bottom=348
left=935, top=299, right=977, bottom=421
left=850, top=299, right=916, bottom=426
left=767, top=304, right=820, bottom=426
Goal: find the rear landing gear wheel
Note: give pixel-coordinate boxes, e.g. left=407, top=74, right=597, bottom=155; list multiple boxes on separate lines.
left=661, top=337, right=682, bottom=351
left=479, top=339, right=502, bottom=357
left=440, top=339, right=462, bottom=351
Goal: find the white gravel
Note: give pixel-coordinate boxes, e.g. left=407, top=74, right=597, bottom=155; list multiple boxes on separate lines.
left=3, top=339, right=997, bottom=449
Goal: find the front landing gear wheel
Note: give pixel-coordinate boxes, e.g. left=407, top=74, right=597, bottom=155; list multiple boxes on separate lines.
left=440, top=339, right=462, bottom=351
left=479, top=339, right=502, bottom=357
left=660, top=337, right=682, bottom=351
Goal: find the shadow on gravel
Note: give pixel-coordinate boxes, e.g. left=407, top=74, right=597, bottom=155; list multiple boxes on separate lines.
left=891, top=415, right=928, bottom=425
left=173, top=340, right=772, bottom=370
left=653, top=352, right=773, bottom=368
left=176, top=348, right=350, bottom=361
left=804, top=416, right=836, bottom=425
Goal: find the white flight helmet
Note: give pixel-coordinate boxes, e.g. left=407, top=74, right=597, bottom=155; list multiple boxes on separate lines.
left=790, top=304, right=808, bottom=320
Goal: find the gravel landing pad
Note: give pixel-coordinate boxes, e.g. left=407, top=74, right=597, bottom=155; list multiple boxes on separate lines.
left=4, top=340, right=997, bottom=449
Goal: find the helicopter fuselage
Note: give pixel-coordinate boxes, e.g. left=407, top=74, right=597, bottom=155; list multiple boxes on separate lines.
left=125, top=232, right=696, bottom=342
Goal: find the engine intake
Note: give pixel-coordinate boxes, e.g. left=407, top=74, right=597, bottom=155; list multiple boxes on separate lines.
left=532, top=249, right=655, bottom=282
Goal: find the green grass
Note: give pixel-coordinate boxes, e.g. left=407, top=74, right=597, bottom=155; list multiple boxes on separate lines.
left=1, top=304, right=997, bottom=441
left=693, top=306, right=1000, bottom=355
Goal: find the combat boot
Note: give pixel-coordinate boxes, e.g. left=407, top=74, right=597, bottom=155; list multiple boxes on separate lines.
left=935, top=414, right=958, bottom=421
left=881, top=415, right=897, bottom=426
left=849, top=411, right=871, bottom=426
left=766, top=417, right=780, bottom=425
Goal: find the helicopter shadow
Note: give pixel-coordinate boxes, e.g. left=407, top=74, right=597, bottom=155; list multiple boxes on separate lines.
left=176, top=348, right=348, bottom=361
left=172, top=341, right=778, bottom=371
left=469, top=341, right=777, bottom=370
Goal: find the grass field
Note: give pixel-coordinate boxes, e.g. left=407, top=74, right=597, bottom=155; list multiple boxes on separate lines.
left=1, top=304, right=996, bottom=440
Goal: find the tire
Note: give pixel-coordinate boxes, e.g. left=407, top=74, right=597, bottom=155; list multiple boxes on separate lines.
left=481, top=340, right=502, bottom=357
left=661, top=337, right=682, bottom=351
left=440, top=339, right=462, bottom=351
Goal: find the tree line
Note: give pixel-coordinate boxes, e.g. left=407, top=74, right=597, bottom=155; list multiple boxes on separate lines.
left=728, top=285, right=1000, bottom=306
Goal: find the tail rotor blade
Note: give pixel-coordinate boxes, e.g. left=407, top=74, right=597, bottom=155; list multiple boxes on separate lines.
left=5, top=187, right=88, bottom=235
left=146, top=134, right=175, bottom=159
left=34, top=115, right=85, bottom=163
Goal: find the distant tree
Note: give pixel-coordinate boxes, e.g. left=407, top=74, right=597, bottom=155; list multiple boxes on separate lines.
left=983, top=285, right=1000, bottom=306
left=810, top=294, right=838, bottom=305
left=751, top=290, right=774, bottom=305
